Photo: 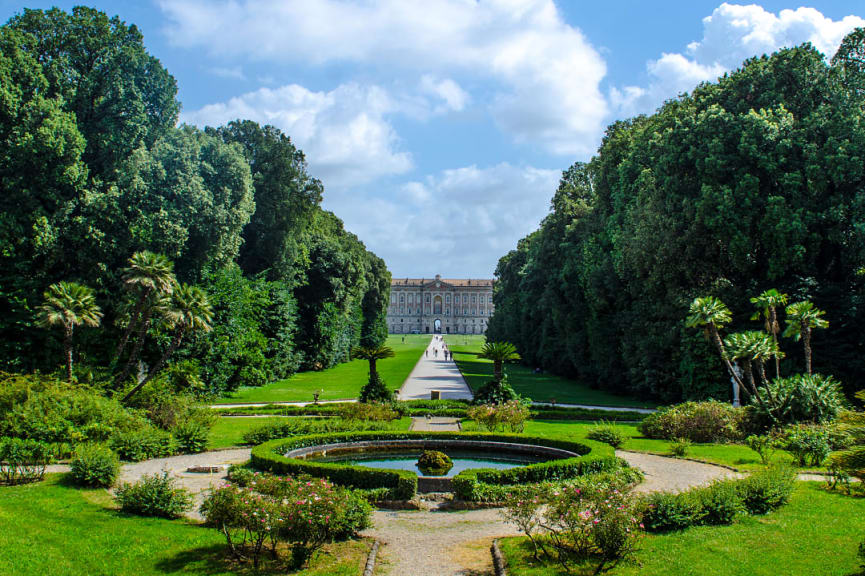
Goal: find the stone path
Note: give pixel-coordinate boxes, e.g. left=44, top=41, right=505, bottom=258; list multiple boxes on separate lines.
left=399, top=337, right=473, bottom=401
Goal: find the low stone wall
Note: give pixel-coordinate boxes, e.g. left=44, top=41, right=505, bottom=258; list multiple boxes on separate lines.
left=285, top=439, right=579, bottom=461
left=417, top=476, right=453, bottom=493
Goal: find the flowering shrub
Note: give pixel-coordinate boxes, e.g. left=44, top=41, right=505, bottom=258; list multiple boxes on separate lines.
left=201, top=474, right=371, bottom=569
left=466, top=400, right=529, bottom=432
left=501, top=481, right=642, bottom=570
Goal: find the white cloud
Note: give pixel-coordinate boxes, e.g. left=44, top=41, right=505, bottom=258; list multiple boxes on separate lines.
left=419, top=75, right=469, bottom=113
left=159, top=0, right=608, bottom=155
left=183, top=83, right=413, bottom=187
left=326, top=163, right=560, bottom=277
left=613, top=3, right=865, bottom=117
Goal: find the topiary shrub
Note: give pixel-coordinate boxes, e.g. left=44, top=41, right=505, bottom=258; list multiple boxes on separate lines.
left=417, top=450, right=453, bottom=476
left=0, top=437, right=51, bottom=485
left=70, top=444, right=119, bottom=487
left=639, top=401, right=745, bottom=443
left=472, top=374, right=519, bottom=405
left=115, top=472, right=192, bottom=518
left=337, top=402, right=399, bottom=422
left=587, top=421, right=626, bottom=448
left=359, top=372, right=392, bottom=403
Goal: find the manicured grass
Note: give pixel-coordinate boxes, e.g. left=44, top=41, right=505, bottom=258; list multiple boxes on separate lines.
left=461, top=419, right=805, bottom=472
left=498, top=482, right=862, bottom=575
left=218, top=335, right=430, bottom=404
left=0, top=475, right=370, bottom=575
left=445, top=335, right=655, bottom=409
left=208, top=416, right=414, bottom=449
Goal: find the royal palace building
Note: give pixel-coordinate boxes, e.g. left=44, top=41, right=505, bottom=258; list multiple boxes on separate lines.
left=387, top=274, right=494, bottom=334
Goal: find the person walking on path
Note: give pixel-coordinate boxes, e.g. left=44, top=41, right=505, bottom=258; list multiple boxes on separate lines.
left=425, top=349, right=428, bottom=358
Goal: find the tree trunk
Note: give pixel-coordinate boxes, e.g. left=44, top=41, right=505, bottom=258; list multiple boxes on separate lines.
left=494, top=360, right=503, bottom=382
left=64, top=324, right=74, bottom=382
left=710, top=325, right=744, bottom=390
left=122, top=325, right=185, bottom=403
left=113, top=289, right=151, bottom=366
left=769, top=307, right=781, bottom=379
left=803, top=325, right=812, bottom=375
left=115, top=306, right=155, bottom=386
left=369, top=357, right=377, bottom=379
left=742, top=362, right=757, bottom=396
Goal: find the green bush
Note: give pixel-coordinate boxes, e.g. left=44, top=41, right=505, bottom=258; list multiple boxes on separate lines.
left=587, top=421, right=626, bottom=448
left=750, top=374, right=845, bottom=426
left=110, top=427, right=175, bottom=461
left=639, top=401, right=744, bottom=443
left=115, top=472, right=193, bottom=518
left=472, top=374, right=519, bottom=405
left=784, top=424, right=831, bottom=466
left=641, top=491, right=703, bottom=531
left=745, top=433, right=779, bottom=465
left=359, top=372, right=392, bottom=403
left=0, top=437, right=51, bottom=485
left=670, top=438, right=692, bottom=458
left=417, top=450, right=453, bottom=476
left=172, top=421, right=210, bottom=454
left=697, top=480, right=745, bottom=525
left=70, top=444, right=119, bottom=487
left=337, top=402, right=399, bottom=422
left=737, top=465, right=796, bottom=515
left=641, top=465, right=795, bottom=532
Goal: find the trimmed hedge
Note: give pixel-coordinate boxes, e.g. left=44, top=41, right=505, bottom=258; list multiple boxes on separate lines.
left=251, top=431, right=616, bottom=501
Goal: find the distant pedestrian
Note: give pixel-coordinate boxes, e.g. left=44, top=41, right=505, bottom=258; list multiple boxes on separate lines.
left=425, top=349, right=428, bottom=358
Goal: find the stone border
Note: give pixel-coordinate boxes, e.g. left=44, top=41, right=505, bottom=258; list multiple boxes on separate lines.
left=363, top=540, right=380, bottom=576
left=491, top=538, right=508, bottom=576
left=285, top=439, right=579, bottom=461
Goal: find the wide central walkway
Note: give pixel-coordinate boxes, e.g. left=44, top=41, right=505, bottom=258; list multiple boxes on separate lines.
left=398, top=335, right=473, bottom=400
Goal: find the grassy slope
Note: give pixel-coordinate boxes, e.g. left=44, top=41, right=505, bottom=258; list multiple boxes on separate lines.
left=218, top=335, right=430, bottom=404
left=0, top=475, right=369, bottom=576
left=460, top=419, right=805, bottom=472
left=499, top=483, right=861, bottom=576
left=208, top=416, right=414, bottom=450
left=445, top=335, right=655, bottom=408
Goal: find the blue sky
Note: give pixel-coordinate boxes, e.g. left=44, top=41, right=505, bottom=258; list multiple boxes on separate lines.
left=3, top=1, right=864, bottom=278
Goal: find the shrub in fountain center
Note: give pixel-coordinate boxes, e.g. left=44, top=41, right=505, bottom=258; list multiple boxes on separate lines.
left=417, top=450, right=453, bottom=476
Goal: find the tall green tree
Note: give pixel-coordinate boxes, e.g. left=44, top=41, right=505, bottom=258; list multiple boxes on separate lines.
left=123, top=284, right=212, bottom=402
left=750, top=289, right=788, bottom=378
left=783, top=301, right=829, bottom=375
left=36, top=282, right=102, bottom=380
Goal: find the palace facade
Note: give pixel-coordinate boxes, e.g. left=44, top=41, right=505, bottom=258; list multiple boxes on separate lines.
left=388, top=274, right=494, bottom=334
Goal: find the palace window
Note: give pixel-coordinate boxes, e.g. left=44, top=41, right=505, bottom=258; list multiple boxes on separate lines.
left=400, top=294, right=405, bottom=303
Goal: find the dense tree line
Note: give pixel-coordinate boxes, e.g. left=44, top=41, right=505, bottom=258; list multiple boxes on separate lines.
left=488, top=30, right=865, bottom=402
left=0, top=7, right=389, bottom=393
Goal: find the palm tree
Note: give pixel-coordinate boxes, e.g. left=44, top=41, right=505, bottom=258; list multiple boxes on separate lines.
left=113, top=251, right=176, bottom=371
left=750, top=289, right=788, bottom=378
left=479, top=341, right=521, bottom=383
left=783, top=301, right=828, bottom=375
left=122, top=284, right=212, bottom=403
left=37, top=282, right=103, bottom=381
left=725, top=331, right=784, bottom=422
left=686, top=296, right=744, bottom=392
left=351, top=344, right=396, bottom=380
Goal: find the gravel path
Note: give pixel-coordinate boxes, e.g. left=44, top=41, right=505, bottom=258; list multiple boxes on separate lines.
left=615, top=450, right=742, bottom=492
left=399, top=337, right=472, bottom=401
left=410, top=417, right=462, bottom=431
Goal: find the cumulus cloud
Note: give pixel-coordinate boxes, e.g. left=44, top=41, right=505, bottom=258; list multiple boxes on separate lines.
left=159, top=0, right=608, bottom=156
left=327, top=163, right=560, bottom=277
left=419, top=75, right=470, bottom=113
left=208, top=65, right=246, bottom=80
left=183, top=83, right=413, bottom=187
left=613, top=3, right=865, bottom=117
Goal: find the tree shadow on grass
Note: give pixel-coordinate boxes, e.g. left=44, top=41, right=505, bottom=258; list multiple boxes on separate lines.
left=153, top=544, right=231, bottom=575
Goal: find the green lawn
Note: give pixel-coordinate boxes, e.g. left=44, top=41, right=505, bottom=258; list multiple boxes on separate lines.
left=445, top=335, right=655, bottom=409
left=209, top=416, right=414, bottom=450
left=0, top=475, right=370, bottom=576
left=499, top=482, right=862, bottom=575
left=460, top=419, right=805, bottom=472
left=218, top=335, right=430, bottom=404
